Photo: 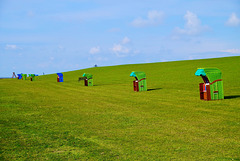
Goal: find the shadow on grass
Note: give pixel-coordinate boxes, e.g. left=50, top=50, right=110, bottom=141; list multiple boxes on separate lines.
left=147, top=88, right=162, bottom=91
left=224, top=95, right=240, bottom=99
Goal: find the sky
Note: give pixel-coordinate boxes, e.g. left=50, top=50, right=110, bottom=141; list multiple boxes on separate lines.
left=0, top=0, right=240, bottom=77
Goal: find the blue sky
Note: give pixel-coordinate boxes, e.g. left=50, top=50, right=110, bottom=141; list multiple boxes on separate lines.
left=0, top=0, right=240, bottom=76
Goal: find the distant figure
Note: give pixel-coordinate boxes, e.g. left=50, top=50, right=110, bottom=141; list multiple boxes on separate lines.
left=43, top=72, right=45, bottom=75
left=12, top=72, right=17, bottom=78
left=94, top=64, right=98, bottom=67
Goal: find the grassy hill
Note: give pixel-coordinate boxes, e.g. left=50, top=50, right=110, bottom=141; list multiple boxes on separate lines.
left=1, top=56, right=240, bottom=160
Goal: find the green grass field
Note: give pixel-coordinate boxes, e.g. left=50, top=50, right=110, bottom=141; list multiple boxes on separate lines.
left=1, top=56, right=240, bottom=160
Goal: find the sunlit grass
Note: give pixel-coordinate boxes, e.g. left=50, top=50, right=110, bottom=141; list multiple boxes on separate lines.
left=1, top=56, right=240, bottom=160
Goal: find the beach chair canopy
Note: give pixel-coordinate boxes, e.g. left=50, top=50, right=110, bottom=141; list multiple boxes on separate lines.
left=82, top=73, right=93, bottom=79
left=57, top=73, right=63, bottom=77
left=195, top=68, right=222, bottom=83
left=130, top=71, right=146, bottom=80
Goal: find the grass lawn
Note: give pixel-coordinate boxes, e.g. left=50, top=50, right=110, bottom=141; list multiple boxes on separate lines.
left=0, top=56, right=240, bottom=160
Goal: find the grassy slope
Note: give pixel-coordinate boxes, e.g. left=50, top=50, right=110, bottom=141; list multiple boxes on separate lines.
left=0, top=56, right=240, bottom=160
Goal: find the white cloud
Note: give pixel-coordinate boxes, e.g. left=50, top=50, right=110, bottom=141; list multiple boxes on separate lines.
left=110, top=37, right=134, bottom=57
left=175, top=11, right=209, bottom=35
left=5, top=44, right=17, bottom=50
left=131, top=10, right=164, bottom=27
left=220, top=49, right=240, bottom=54
left=111, top=44, right=130, bottom=57
left=112, top=44, right=129, bottom=53
left=89, top=46, right=100, bottom=54
left=226, top=13, right=240, bottom=27
left=122, top=37, right=130, bottom=44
